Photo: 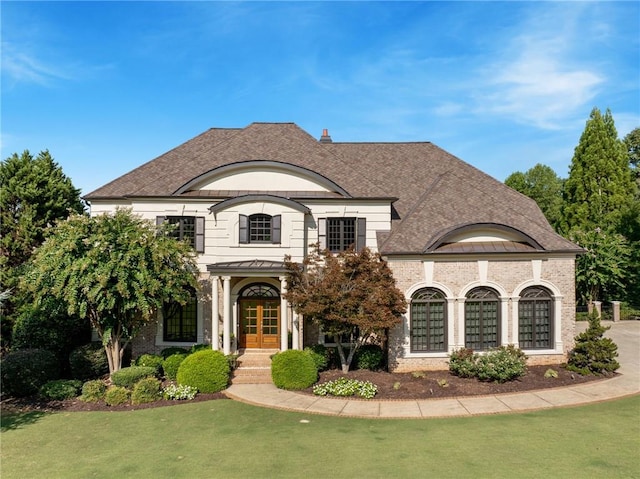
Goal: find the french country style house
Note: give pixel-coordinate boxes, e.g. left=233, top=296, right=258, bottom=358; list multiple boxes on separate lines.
left=85, top=122, right=582, bottom=371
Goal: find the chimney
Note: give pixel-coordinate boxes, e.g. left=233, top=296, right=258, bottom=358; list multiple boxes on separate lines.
left=319, top=128, right=332, bottom=143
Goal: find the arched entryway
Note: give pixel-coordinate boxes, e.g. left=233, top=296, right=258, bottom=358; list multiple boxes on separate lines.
left=238, top=283, right=280, bottom=349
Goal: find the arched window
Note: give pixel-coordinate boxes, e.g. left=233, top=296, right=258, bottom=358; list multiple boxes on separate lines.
left=410, top=288, right=447, bottom=352
left=239, top=283, right=280, bottom=298
left=163, top=288, right=197, bottom=342
left=465, top=287, right=500, bottom=351
left=519, top=287, right=553, bottom=349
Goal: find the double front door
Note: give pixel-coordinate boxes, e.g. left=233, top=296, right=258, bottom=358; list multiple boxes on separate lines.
left=239, top=299, right=280, bottom=349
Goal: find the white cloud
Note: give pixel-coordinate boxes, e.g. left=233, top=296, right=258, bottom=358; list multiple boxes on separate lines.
left=1, top=42, right=72, bottom=86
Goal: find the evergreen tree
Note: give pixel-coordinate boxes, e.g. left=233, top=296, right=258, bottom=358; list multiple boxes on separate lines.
left=567, top=311, right=619, bottom=376
left=562, top=108, right=635, bottom=233
left=0, top=150, right=84, bottom=349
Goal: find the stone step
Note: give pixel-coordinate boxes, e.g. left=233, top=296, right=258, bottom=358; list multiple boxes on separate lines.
left=231, top=367, right=273, bottom=384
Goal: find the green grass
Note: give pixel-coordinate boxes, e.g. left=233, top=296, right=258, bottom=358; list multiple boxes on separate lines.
left=2, top=396, right=639, bottom=479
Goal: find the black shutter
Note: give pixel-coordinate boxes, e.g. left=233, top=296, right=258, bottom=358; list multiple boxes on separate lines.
left=195, top=217, right=205, bottom=253
left=318, top=218, right=326, bottom=250
left=239, top=214, right=248, bottom=244
left=356, top=218, right=366, bottom=251
left=272, top=215, right=281, bottom=244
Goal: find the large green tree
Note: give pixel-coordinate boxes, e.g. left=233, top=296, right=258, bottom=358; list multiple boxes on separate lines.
left=284, top=246, right=407, bottom=373
left=505, top=163, right=564, bottom=230
left=0, top=150, right=84, bottom=349
left=624, top=127, right=640, bottom=186
left=562, top=108, right=635, bottom=233
left=23, top=209, right=199, bottom=373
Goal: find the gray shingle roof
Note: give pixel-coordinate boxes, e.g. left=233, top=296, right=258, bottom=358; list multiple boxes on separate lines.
left=85, top=122, right=581, bottom=254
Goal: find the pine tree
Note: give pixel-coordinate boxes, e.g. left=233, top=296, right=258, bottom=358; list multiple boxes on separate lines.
left=567, top=312, right=620, bottom=375
left=562, top=108, right=635, bottom=233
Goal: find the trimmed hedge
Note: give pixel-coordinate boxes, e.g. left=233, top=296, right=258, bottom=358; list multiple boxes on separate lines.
left=131, top=377, right=162, bottom=405
left=271, top=350, right=317, bottom=390
left=80, top=380, right=107, bottom=402
left=39, top=379, right=83, bottom=400
left=177, top=350, right=230, bottom=393
left=355, top=344, right=385, bottom=371
left=135, top=354, right=164, bottom=376
left=163, top=353, right=188, bottom=381
left=1, top=349, right=60, bottom=397
left=104, top=386, right=130, bottom=406
left=69, top=343, right=109, bottom=381
left=304, top=344, right=330, bottom=372
left=111, top=366, right=156, bottom=388
left=160, top=347, right=189, bottom=359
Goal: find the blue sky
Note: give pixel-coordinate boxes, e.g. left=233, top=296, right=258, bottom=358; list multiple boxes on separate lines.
left=2, top=1, right=639, bottom=196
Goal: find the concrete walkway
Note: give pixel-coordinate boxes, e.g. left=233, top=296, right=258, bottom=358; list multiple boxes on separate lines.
left=225, top=321, right=640, bottom=418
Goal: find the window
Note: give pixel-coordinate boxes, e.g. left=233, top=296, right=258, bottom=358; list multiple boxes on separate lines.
left=465, top=287, right=500, bottom=351
left=156, top=216, right=205, bottom=253
left=410, top=288, right=447, bottom=352
left=163, top=289, right=197, bottom=342
left=318, top=217, right=366, bottom=252
left=239, top=214, right=281, bottom=244
left=519, top=287, right=553, bottom=349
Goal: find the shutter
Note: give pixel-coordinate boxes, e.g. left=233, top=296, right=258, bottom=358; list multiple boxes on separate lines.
left=195, top=217, right=205, bottom=253
left=356, top=217, right=366, bottom=252
left=239, top=214, right=248, bottom=244
left=272, top=215, right=281, bottom=244
left=318, top=218, right=326, bottom=250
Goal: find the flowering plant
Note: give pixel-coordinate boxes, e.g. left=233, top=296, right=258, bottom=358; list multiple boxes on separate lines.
left=163, top=384, right=198, bottom=400
left=313, top=377, right=377, bottom=399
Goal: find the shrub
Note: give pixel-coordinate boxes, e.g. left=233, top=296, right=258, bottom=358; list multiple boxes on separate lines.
left=474, top=345, right=527, bottom=383
left=448, top=348, right=477, bottom=378
left=111, top=366, right=156, bottom=388
left=177, top=349, right=230, bottom=393
left=160, top=346, right=189, bottom=359
left=304, top=344, right=330, bottom=372
left=271, top=350, right=317, bottom=390
left=104, top=386, right=130, bottom=406
left=163, top=384, right=198, bottom=400
left=135, top=354, right=164, bottom=377
left=131, top=377, right=161, bottom=405
left=313, top=377, right=378, bottom=399
left=1, top=349, right=60, bottom=397
left=190, top=344, right=210, bottom=353
left=354, top=344, right=385, bottom=371
left=69, top=343, right=109, bottom=381
left=567, top=312, right=620, bottom=375
left=39, top=379, right=83, bottom=400
left=163, top=353, right=188, bottom=381
left=80, top=380, right=107, bottom=402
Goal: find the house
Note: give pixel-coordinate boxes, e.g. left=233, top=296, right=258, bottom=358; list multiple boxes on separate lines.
left=85, top=122, right=582, bottom=371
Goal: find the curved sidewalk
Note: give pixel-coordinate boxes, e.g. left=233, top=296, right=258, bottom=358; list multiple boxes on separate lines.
left=225, top=321, right=640, bottom=418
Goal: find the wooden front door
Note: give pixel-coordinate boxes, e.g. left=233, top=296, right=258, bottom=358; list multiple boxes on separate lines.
left=239, top=299, right=280, bottom=349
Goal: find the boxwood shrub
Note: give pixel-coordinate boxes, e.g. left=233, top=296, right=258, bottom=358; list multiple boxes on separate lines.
left=1, top=349, right=60, bottom=397
left=355, top=344, right=385, bottom=371
left=39, top=379, right=83, bottom=400
left=160, top=346, right=189, bottom=359
left=304, top=344, right=330, bottom=372
left=104, top=386, right=130, bottom=406
left=131, top=377, right=162, bottom=405
left=111, top=366, right=156, bottom=388
left=163, top=353, right=188, bottom=381
left=69, top=343, right=109, bottom=381
left=135, top=354, right=164, bottom=377
left=271, top=350, right=317, bottom=390
left=80, top=380, right=107, bottom=402
left=177, top=349, right=230, bottom=393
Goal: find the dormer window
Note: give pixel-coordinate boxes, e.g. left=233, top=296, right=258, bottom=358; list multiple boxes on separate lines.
left=239, top=214, right=281, bottom=244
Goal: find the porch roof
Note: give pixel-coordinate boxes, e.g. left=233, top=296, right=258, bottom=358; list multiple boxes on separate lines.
left=207, top=259, right=288, bottom=276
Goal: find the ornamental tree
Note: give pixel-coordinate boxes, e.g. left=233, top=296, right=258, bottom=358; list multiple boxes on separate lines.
left=284, top=246, right=407, bottom=373
left=22, top=209, right=199, bottom=373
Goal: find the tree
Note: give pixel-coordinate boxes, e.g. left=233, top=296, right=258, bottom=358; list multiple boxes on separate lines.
left=0, top=150, right=84, bottom=349
left=562, top=108, right=635, bottom=233
left=22, top=209, right=199, bottom=373
left=624, top=127, right=640, bottom=186
left=284, top=246, right=407, bottom=373
left=571, top=228, right=630, bottom=304
left=505, top=163, right=564, bottom=230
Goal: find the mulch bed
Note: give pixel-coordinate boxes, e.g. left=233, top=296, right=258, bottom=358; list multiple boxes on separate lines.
left=1, top=364, right=611, bottom=414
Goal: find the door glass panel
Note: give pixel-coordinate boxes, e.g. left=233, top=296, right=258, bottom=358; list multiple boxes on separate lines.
left=262, top=301, right=279, bottom=336
left=242, top=300, right=258, bottom=334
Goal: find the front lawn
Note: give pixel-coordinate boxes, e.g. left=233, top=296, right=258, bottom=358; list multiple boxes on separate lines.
left=2, top=396, right=639, bottom=478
